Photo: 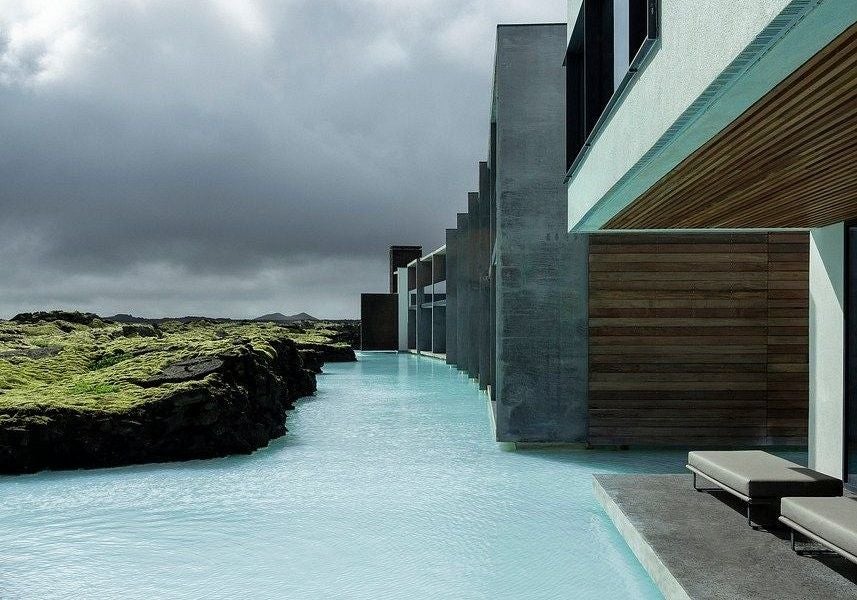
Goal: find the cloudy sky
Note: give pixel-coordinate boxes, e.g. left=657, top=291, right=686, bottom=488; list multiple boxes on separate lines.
left=0, top=0, right=565, bottom=319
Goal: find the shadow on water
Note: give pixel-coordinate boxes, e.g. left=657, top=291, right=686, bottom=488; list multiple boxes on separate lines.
left=514, top=447, right=688, bottom=474
left=516, top=446, right=808, bottom=473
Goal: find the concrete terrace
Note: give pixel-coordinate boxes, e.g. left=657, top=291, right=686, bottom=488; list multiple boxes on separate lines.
left=594, top=474, right=857, bottom=599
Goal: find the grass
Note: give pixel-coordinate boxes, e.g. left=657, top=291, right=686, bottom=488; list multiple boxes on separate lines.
left=0, top=317, right=349, bottom=416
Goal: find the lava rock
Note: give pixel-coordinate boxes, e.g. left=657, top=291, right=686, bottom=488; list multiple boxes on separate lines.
left=138, top=357, right=225, bottom=387
left=0, top=337, right=321, bottom=474
left=11, top=311, right=101, bottom=326
left=295, top=342, right=356, bottom=363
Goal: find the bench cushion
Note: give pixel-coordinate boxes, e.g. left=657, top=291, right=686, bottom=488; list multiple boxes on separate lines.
left=781, top=496, right=857, bottom=559
left=688, top=450, right=842, bottom=498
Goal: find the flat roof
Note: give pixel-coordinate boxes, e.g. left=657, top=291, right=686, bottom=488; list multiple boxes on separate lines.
left=420, top=245, right=447, bottom=261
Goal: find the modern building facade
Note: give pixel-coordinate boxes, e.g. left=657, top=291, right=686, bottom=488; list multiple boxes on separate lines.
left=563, top=1, right=856, bottom=485
left=403, top=246, right=447, bottom=356
left=358, top=3, right=852, bottom=465
left=359, top=245, right=421, bottom=351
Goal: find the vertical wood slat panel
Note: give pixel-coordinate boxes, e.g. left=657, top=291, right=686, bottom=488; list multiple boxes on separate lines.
left=588, top=233, right=809, bottom=447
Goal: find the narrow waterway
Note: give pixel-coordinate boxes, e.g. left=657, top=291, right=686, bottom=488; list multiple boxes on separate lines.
left=1, top=353, right=693, bottom=599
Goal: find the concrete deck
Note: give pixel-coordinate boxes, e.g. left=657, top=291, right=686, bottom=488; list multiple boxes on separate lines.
left=594, top=474, right=857, bottom=600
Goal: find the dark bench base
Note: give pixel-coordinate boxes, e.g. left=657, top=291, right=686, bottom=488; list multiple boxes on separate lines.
left=780, top=516, right=857, bottom=565
left=688, top=465, right=775, bottom=529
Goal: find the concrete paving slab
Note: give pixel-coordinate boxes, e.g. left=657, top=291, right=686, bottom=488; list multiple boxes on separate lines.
left=594, top=474, right=857, bottom=600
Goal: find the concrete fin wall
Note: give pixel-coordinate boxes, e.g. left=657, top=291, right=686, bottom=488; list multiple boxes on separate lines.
left=455, top=213, right=470, bottom=369
left=493, top=23, right=589, bottom=443
left=477, top=162, right=492, bottom=390
left=445, top=229, right=458, bottom=364
left=809, top=222, right=845, bottom=478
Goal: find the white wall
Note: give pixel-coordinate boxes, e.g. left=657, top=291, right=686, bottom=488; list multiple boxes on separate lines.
left=396, top=267, right=408, bottom=351
left=566, top=0, right=856, bottom=230
left=809, top=223, right=845, bottom=479
left=567, top=0, right=583, bottom=44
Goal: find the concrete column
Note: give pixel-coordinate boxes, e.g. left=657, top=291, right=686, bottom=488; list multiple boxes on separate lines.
left=396, top=267, right=408, bottom=351
left=417, top=259, right=432, bottom=352
left=493, top=23, right=587, bottom=443
left=467, top=191, right=480, bottom=379
left=808, top=222, right=846, bottom=478
left=477, top=162, right=491, bottom=390
left=456, top=213, right=469, bottom=372
left=445, top=229, right=458, bottom=364
left=407, top=264, right=416, bottom=350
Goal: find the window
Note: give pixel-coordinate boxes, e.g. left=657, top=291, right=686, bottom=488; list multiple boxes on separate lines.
left=565, top=0, right=660, bottom=174
left=566, top=13, right=585, bottom=170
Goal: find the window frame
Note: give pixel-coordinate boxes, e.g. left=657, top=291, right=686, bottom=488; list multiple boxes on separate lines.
left=565, top=0, right=661, bottom=183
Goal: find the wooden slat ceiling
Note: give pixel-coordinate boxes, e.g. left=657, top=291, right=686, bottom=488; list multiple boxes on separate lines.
left=605, top=23, right=857, bottom=230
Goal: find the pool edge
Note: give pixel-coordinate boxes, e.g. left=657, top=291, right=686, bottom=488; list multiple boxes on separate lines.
left=592, top=476, right=692, bottom=600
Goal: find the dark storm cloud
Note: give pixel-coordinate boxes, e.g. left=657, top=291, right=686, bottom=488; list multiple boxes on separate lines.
left=0, top=0, right=565, bottom=318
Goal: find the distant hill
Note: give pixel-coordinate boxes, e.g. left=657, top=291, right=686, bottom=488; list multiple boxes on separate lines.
left=106, top=313, right=232, bottom=324
left=253, top=312, right=318, bottom=322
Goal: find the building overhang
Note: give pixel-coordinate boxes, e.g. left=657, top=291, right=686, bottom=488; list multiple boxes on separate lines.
left=420, top=245, right=447, bottom=261
left=569, top=2, right=857, bottom=231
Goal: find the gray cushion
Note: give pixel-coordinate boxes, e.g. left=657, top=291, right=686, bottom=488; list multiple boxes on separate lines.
left=781, top=496, right=857, bottom=558
left=688, top=450, right=843, bottom=498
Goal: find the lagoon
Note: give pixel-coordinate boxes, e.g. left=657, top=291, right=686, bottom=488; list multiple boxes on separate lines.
left=0, top=353, right=690, bottom=599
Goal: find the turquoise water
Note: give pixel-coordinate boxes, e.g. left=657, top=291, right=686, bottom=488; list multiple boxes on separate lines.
left=0, top=353, right=692, bottom=599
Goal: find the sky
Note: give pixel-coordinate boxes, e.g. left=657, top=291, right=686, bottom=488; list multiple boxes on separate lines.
left=0, top=0, right=566, bottom=319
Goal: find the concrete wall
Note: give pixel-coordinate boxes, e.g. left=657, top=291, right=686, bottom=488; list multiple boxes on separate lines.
left=445, top=230, right=458, bottom=364
left=809, top=222, right=846, bottom=478
left=432, top=306, right=446, bottom=354
left=567, top=0, right=856, bottom=230
left=360, top=293, right=398, bottom=350
left=477, top=162, right=492, bottom=390
left=466, top=192, right=480, bottom=379
left=396, top=267, right=408, bottom=351
left=494, top=24, right=589, bottom=443
left=456, top=213, right=470, bottom=369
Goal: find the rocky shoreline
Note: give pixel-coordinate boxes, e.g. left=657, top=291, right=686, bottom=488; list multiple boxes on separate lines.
left=0, top=313, right=357, bottom=475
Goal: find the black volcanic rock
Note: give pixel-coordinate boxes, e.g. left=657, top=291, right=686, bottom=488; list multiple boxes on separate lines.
left=11, top=311, right=102, bottom=326
left=0, top=336, right=323, bottom=474
left=295, top=342, right=356, bottom=363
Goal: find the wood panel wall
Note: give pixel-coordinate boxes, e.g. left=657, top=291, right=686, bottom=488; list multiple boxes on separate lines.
left=588, top=233, right=808, bottom=447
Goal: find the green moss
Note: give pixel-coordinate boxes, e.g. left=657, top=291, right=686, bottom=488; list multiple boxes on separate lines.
left=0, top=318, right=345, bottom=416
left=92, top=352, right=132, bottom=370
left=71, top=380, right=118, bottom=395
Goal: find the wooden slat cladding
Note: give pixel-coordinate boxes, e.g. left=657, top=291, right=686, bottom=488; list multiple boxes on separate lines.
left=588, top=233, right=809, bottom=447
left=605, top=24, right=857, bottom=229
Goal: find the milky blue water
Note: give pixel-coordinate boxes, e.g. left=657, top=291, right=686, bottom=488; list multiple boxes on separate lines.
left=0, top=352, right=694, bottom=599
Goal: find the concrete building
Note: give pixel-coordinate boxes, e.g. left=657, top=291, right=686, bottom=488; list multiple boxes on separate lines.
left=399, top=246, right=447, bottom=357
left=360, top=245, right=421, bottom=351
left=563, top=0, right=856, bottom=486
left=448, top=23, right=590, bottom=444
left=358, top=3, right=853, bottom=463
